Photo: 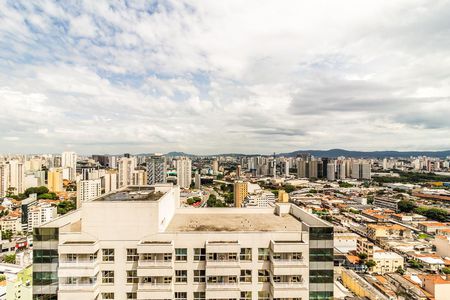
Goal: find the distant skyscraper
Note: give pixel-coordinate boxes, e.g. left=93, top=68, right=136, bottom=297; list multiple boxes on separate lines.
left=61, top=151, right=77, bottom=181
left=118, top=157, right=137, bottom=187
left=284, top=159, right=290, bottom=177
left=327, top=163, right=336, bottom=181
left=194, top=172, right=201, bottom=189
left=212, top=159, right=219, bottom=175
left=176, top=157, right=192, bottom=189
left=146, top=154, right=166, bottom=185
left=7, top=159, right=25, bottom=194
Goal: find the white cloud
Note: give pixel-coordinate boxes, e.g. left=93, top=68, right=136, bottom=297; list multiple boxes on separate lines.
left=0, top=0, right=449, bottom=154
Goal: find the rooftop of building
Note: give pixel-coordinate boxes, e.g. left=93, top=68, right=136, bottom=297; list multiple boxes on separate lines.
left=94, top=186, right=164, bottom=202
left=165, top=209, right=305, bottom=232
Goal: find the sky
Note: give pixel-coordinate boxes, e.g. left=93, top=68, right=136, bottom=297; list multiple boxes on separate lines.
left=0, top=0, right=449, bottom=155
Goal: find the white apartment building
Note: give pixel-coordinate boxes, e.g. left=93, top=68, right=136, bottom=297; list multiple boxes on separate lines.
left=33, top=185, right=334, bottom=300
left=27, top=202, right=57, bottom=232
left=118, top=157, right=137, bottom=187
left=103, top=171, right=118, bottom=194
left=61, top=152, right=77, bottom=181
left=146, top=154, right=167, bottom=185
left=76, top=179, right=102, bottom=208
left=176, top=157, right=192, bottom=189
left=0, top=163, right=8, bottom=197
left=243, top=191, right=276, bottom=208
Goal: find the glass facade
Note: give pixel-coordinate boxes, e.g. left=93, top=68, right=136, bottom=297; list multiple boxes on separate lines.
left=309, top=226, right=334, bottom=300
left=33, top=228, right=59, bottom=300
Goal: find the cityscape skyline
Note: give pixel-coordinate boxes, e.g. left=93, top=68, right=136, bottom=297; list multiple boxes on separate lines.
left=1, top=1, right=450, bottom=154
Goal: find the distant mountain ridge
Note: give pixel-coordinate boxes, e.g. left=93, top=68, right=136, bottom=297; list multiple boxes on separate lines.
left=281, top=148, right=450, bottom=158
left=162, top=149, right=450, bottom=158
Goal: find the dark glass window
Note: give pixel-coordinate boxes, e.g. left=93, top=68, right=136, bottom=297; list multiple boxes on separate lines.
left=33, top=249, right=59, bottom=264
left=309, top=270, right=333, bottom=283
left=310, top=248, right=333, bottom=262
left=33, top=271, right=58, bottom=285
left=309, top=227, right=333, bottom=240
left=309, top=291, right=333, bottom=300
left=33, top=228, right=59, bottom=241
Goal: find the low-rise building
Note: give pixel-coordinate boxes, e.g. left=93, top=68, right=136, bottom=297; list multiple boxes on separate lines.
left=418, top=222, right=450, bottom=234
left=371, top=251, right=404, bottom=274
left=367, top=224, right=412, bottom=241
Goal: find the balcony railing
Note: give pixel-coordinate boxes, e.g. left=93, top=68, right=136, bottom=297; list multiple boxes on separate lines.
left=59, top=282, right=98, bottom=291
left=271, top=281, right=306, bottom=289
left=138, top=282, right=172, bottom=290
left=138, top=259, right=173, bottom=268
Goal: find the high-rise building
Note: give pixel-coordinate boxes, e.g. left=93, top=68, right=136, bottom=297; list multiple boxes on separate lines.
left=176, top=157, right=192, bottom=189
left=7, top=159, right=25, bottom=194
left=309, top=160, right=318, bottom=179
left=212, top=159, right=219, bottom=175
left=103, top=170, right=118, bottom=194
left=76, top=178, right=102, bottom=207
left=284, top=159, right=290, bottom=177
left=118, top=157, right=137, bottom=187
left=327, top=163, right=336, bottom=181
left=0, top=162, right=9, bottom=197
left=146, top=154, right=166, bottom=185
left=194, top=172, right=201, bottom=189
left=297, top=160, right=308, bottom=178
left=32, top=185, right=333, bottom=300
left=61, top=151, right=77, bottom=181
left=47, top=168, right=64, bottom=192
left=234, top=180, right=248, bottom=208
left=351, top=161, right=371, bottom=180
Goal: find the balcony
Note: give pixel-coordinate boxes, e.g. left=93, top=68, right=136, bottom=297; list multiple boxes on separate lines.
left=58, top=259, right=99, bottom=277
left=58, top=241, right=99, bottom=254
left=206, top=282, right=239, bottom=290
left=59, top=281, right=98, bottom=292
left=138, top=259, right=173, bottom=268
left=270, top=281, right=308, bottom=299
left=138, top=282, right=172, bottom=291
left=137, top=241, right=173, bottom=253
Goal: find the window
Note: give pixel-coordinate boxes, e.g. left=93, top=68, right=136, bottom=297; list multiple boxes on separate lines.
left=126, top=270, right=138, bottom=283
left=163, top=276, right=172, bottom=283
left=193, top=292, right=206, bottom=300
left=258, top=248, right=269, bottom=261
left=126, top=249, right=138, bottom=261
left=102, top=292, right=114, bottom=299
left=102, top=249, right=114, bottom=262
left=194, top=248, right=206, bottom=261
left=164, top=253, right=172, bottom=261
left=258, top=269, right=269, bottom=282
left=175, top=270, right=188, bottom=283
left=240, top=270, right=252, bottom=283
left=175, top=292, right=187, bottom=300
left=126, top=292, right=137, bottom=299
left=310, top=227, right=333, bottom=240
left=310, top=248, right=333, bottom=262
left=292, top=252, right=303, bottom=260
left=33, top=249, right=59, bottom=264
left=175, top=248, right=187, bottom=261
left=66, top=254, right=77, bottom=262
left=194, top=270, right=205, bottom=283
left=229, top=253, right=237, bottom=261
left=240, top=248, right=252, bottom=261
left=33, top=272, right=58, bottom=285
left=102, top=271, right=114, bottom=284
left=240, top=291, right=252, bottom=300
left=310, top=270, right=333, bottom=283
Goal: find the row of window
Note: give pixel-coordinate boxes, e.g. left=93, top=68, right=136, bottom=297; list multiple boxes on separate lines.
left=97, top=270, right=302, bottom=284
left=98, top=248, right=302, bottom=262
left=100, top=291, right=286, bottom=300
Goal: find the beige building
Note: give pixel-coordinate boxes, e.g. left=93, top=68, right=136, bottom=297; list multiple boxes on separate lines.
left=356, top=238, right=375, bottom=260
left=422, top=274, right=450, bottom=300
left=367, top=224, right=412, bottom=241
left=434, top=235, right=450, bottom=258
left=371, top=251, right=404, bottom=274
left=47, top=168, right=64, bottom=193
left=234, top=181, right=248, bottom=207
left=33, top=185, right=334, bottom=300
left=0, top=216, right=22, bottom=233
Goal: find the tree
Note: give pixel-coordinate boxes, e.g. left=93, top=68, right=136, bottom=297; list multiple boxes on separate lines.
left=408, top=259, right=423, bottom=269
left=0, top=274, right=5, bottom=281
left=442, top=267, right=450, bottom=274
left=284, top=184, right=296, bottom=193
left=365, top=260, right=376, bottom=269
left=57, top=201, right=76, bottom=215
left=398, top=200, right=416, bottom=213
left=396, top=266, right=405, bottom=275
left=357, top=253, right=368, bottom=261
left=1, top=230, right=13, bottom=242
left=3, top=254, right=15, bottom=264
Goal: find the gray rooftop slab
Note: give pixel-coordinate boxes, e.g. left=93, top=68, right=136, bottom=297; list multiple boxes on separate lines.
left=165, top=212, right=304, bottom=232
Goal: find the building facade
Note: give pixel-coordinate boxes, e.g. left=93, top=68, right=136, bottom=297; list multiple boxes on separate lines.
left=32, top=185, right=334, bottom=300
